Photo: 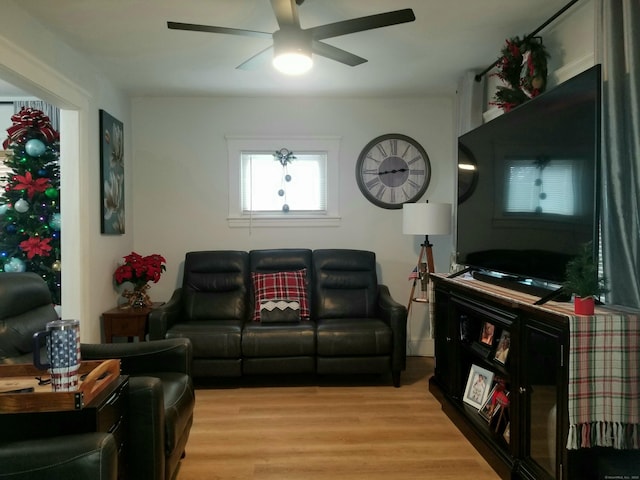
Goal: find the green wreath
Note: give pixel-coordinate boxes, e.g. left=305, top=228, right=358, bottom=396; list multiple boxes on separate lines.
left=492, top=36, right=549, bottom=112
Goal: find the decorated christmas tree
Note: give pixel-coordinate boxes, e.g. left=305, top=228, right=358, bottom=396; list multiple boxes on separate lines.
left=0, top=107, right=61, bottom=304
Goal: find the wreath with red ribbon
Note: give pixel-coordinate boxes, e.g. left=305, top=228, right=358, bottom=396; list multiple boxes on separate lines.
left=492, top=36, right=549, bottom=112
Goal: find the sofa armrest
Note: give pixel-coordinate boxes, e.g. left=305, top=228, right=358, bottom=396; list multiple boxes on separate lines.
left=377, top=284, right=408, bottom=373
left=81, top=338, right=192, bottom=377
left=148, top=288, right=183, bottom=340
left=0, top=432, right=118, bottom=480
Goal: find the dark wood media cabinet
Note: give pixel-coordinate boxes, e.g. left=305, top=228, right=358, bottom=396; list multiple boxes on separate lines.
left=429, top=273, right=639, bottom=480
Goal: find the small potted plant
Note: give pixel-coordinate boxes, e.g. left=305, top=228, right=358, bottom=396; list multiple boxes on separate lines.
left=562, top=242, right=608, bottom=315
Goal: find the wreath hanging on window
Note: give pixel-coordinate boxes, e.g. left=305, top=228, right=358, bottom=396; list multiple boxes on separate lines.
left=492, top=36, right=549, bottom=112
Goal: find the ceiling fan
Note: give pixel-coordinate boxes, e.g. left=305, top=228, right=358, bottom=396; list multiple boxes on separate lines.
left=167, top=0, right=416, bottom=73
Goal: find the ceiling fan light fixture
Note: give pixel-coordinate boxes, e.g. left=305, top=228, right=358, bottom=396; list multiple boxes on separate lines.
left=272, top=28, right=313, bottom=75
left=273, top=51, right=313, bottom=75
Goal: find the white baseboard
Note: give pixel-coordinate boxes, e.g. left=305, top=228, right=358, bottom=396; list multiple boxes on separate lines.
left=408, top=338, right=434, bottom=357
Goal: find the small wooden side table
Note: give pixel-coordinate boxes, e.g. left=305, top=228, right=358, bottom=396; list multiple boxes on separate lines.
left=102, top=303, right=161, bottom=343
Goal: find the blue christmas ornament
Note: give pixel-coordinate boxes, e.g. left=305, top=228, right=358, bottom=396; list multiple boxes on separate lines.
left=25, top=138, right=46, bottom=157
left=0, top=204, right=7, bottom=216
left=4, top=257, right=26, bottom=273
left=49, top=213, right=61, bottom=230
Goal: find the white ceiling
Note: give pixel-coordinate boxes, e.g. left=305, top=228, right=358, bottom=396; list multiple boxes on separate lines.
left=6, top=0, right=570, bottom=98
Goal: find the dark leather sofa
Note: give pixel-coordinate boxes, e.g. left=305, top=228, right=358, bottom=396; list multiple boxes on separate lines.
left=0, top=272, right=195, bottom=480
left=149, top=249, right=408, bottom=386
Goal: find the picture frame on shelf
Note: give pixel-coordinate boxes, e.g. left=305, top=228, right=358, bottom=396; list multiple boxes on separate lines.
left=502, top=422, right=510, bottom=443
left=493, top=330, right=511, bottom=365
left=463, top=364, right=494, bottom=409
left=479, top=321, right=495, bottom=346
left=478, top=384, right=501, bottom=422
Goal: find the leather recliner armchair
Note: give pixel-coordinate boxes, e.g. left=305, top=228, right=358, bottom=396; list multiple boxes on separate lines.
left=0, top=432, right=118, bottom=480
left=0, top=272, right=195, bottom=480
left=82, top=339, right=195, bottom=480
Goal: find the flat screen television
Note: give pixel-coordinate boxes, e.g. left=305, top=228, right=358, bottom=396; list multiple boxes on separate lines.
left=456, top=64, right=601, bottom=297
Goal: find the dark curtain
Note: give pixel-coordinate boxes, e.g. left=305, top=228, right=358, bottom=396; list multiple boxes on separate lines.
left=600, top=0, right=640, bottom=309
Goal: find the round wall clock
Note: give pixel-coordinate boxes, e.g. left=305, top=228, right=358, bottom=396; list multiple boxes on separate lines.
left=355, top=133, right=431, bottom=209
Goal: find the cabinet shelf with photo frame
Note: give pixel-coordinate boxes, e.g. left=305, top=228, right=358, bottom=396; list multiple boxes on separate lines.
left=430, top=275, right=568, bottom=479
left=429, top=273, right=640, bottom=480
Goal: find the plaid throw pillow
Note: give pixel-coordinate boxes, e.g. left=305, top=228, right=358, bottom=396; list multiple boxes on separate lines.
left=251, top=269, right=309, bottom=321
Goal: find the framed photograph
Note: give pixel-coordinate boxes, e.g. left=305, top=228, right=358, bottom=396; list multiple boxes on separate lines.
left=493, top=330, right=511, bottom=364
left=479, top=321, right=495, bottom=346
left=99, top=109, right=125, bottom=234
left=503, top=422, right=511, bottom=443
left=463, top=364, right=494, bottom=409
left=478, top=385, right=501, bottom=422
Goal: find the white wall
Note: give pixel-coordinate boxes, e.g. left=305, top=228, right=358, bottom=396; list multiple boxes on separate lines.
left=132, top=95, right=456, bottom=354
left=0, top=0, right=595, bottom=351
left=0, top=1, right=132, bottom=342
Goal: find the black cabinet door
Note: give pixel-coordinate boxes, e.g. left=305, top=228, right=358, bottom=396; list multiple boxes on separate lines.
left=518, top=318, right=565, bottom=480
left=433, top=288, right=457, bottom=396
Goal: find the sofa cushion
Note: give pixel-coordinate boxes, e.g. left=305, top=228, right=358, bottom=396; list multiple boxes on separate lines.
left=165, top=320, right=242, bottom=358
left=251, top=269, right=310, bottom=321
left=242, top=320, right=316, bottom=357
left=316, top=318, right=392, bottom=356
left=182, top=251, right=249, bottom=321
left=312, top=249, right=378, bottom=319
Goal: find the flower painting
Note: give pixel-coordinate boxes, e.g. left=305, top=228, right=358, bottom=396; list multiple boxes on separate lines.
left=100, top=109, right=125, bottom=234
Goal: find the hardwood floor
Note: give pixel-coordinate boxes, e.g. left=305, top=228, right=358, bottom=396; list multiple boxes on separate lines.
left=176, top=357, right=500, bottom=480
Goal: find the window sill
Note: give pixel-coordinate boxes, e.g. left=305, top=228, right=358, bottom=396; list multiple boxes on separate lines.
left=227, top=215, right=341, bottom=228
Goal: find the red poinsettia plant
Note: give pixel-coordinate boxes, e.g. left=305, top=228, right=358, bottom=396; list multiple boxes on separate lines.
left=114, top=252, right=166, bottom=287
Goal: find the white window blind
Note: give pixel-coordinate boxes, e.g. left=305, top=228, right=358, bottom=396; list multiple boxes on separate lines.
left=0, top=151, right=9, bottom=192
left=241, top=152, right=327, bottom=213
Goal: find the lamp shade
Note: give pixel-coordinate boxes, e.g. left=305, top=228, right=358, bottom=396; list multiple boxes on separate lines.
left=402, top=202, right=452, bottom=235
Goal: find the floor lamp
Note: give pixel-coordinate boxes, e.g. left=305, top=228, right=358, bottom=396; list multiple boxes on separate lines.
left=402, top=202, right=452, bottom=314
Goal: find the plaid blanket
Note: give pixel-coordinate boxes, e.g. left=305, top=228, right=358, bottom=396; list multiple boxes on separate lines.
left=567, top=311, right=640, bottom=449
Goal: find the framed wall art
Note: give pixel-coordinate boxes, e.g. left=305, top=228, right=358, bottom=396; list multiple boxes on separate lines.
left=99, top=109, right=125, bottom=234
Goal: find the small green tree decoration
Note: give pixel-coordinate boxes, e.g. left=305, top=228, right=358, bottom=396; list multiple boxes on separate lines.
left=562, top=242, right=608, bottom=299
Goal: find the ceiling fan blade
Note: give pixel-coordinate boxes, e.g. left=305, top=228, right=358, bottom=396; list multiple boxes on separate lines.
left=236, top=46, right=274, bottom=70
left=167, top=21, right=272, bottom=39
left=270, top=0, right=301, bottom=28
left=312, top=40, right=367, bottom=67
left=308, top=9, right=416, bottom=40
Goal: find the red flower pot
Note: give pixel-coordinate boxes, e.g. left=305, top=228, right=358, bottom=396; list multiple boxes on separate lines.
left=574, top=296, right=595, bottom=315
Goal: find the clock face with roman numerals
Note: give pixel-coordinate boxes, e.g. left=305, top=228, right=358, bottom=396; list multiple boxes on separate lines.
left=355, top=134, right=431, bottom=209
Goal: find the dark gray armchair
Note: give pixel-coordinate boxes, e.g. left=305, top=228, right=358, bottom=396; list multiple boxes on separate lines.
left=0, top=272, right=195, bottom=480
left=0, top=432, right=118, bottom=480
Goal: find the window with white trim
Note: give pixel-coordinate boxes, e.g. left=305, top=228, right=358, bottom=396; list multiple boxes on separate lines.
left=227, top=136, right=341, bottom=227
